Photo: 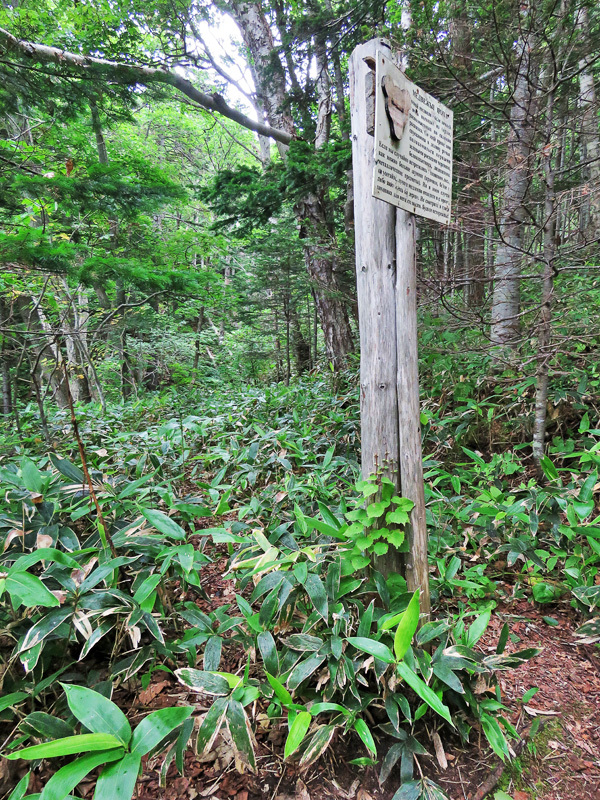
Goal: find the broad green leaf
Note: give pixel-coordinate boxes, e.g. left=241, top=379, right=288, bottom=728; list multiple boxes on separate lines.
left=62, top=685, right=131, bottom=746
left=204, top=636, right=222, bottom=671
left=20, top=608, right=73, bottom=652
left=130, top=707, right=193, bottom=756
left=20, top=712, right=74, bottom=741
left=496, top=623, right=509, bottom=654
left=40, top=749, right=123, bottom=800
left=10, top=550, right=79, bottom=572
left=284, top=711, right=311, bottom=759
left=0, top=691, right=28, bottom=712
left=94, top=751, right=141, bottom=800
left=196, top=696, right=228, bottom=754
left=284, top=634, right=323, bottom=652
left=49, top=454, right=84, bottom=482
left=386, top=510, right=409, bottom=525
left=266, top=673, right=294, bottom=708
left=481, top=713, right=510, bottom=762
left=7, top=771, right=30, bottom=800
left=176, top=544, right=195, bottom=573
left=226, top=700, right=255, bottom=770
left=257, top=631, right=279, bottom=675
left=347, top=637, right=395, bottom=664
left=380, top=742, right=404, bottom=785
left=78, top=557, right=140, bottom=593
left=366, top=501, right=388, bottom=519
left=175, top=668, right=231, bottom=696
left=573, top=500, right=594, bottom=520
left=431, top=663, right=464, bottom=694
left=393, top=590, right=420, bottom=661
left=303, top=574, right=328, bottom=622
left=6, top=572, right=59, bottom=609
left=357, top=600, right=375, bottom=637
left=466, top=609, right=491, bottom=647
left=396, top=662, right=453, bottom=725
left=213, top=672, right=243, bottom=689
left=308, top=702, right=350, bottom=716
left=298, top=725, right=336, bottom=767
left=133, top=574, right=161, bottom=604
left=5, top=734, right=123, bottom=760
left=142, top=509, right=186, bottom=540
left=353, top=718, right=377, bottom=756
left=580, top=471, right=598, bottom=502
left=21, top=458, right=44, bottom=494
left=355, top=480, right=379, bottom=497
left=539, top=455, right=559, bottom=481
left=288, top=654, right=326, bottom=690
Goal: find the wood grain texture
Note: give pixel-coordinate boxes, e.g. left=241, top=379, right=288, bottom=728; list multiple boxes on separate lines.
left=350, top=40, right=430, bottom=608
left=396, top=210, right=430, bottom=616
left=350, top=39, right=402, bottom=575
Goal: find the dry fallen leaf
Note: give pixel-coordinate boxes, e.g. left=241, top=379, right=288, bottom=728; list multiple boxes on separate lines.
left=139, top=680, right=169, bottom=706
left=524, top=706, right=561, bottom=717
left=36, top=533, right=53, bottom=549
left=3, top=529, right=24, bottom=551
left=432, top=731, right=448, bottom=770
left=199, top=782, right=221, bottom=797
left=295, top=779, right=310, bottom=800
left=70, top=558, right=97, bottom=588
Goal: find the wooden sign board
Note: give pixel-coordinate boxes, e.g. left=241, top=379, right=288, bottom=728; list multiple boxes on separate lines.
left=372, top=51, right=453, bottom=224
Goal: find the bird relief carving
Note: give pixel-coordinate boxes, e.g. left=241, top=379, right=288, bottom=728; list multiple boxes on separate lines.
left=381, top=74, right=411, bottom=142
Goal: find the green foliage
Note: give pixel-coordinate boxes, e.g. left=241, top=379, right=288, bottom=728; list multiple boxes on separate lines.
left=0, top=373, right=553, bottom=799
left=5, top=686, right=193, bottom=800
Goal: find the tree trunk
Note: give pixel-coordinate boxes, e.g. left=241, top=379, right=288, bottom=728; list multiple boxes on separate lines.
left=451, top=2, right=485, bottom=307
left=576, top=6, right=600, bottom=241
left=59, top=279, right=92, bottom=403
left=532, top=5, right=568, bottom=471
left=0, top=296, right=12, bottom=415
left=227, top=0, right=354, bottom=367
left=490, top=3, right=538, bottom=346
left=16, top=294, right=69, bottom=408
left=292, top=309, right=310, bottom=375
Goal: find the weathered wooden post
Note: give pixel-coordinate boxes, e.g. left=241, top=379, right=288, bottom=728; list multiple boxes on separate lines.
left=349, top=39, right=453, bottom=619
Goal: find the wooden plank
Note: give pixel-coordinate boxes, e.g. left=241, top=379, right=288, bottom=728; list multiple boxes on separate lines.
left=350, top=39, right=402, bottom=576
left=395, top=210, right=430, bottom=616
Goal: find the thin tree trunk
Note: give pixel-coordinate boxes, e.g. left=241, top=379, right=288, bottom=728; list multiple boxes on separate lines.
left=227, top=0, right=354, bottom=367
left=16, top=295, right=69, bottom=408
left=490, top=3, right=538, bottom=346
left=0, top=297, right=12, bottom=415
left=532, top=10, right=567, bottom=471
left=576, top=6, right=600, bottom=241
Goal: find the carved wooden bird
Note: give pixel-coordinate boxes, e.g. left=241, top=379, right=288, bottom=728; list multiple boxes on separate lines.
left=382, top=76, right=411, bottom=141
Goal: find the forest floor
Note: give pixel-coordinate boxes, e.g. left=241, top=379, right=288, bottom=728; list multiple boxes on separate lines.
left=21, top=551, right=600, bottom=800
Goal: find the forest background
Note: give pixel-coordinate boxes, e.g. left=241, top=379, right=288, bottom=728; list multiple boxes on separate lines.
left=1, top=1, right=600, bottom=799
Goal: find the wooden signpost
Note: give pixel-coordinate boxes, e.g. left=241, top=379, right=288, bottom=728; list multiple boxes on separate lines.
left=349, top=40, right=453, bottom=618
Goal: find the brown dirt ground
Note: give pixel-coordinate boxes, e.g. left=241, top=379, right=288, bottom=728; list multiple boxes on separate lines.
left=5, top=564, right=600, bottom=800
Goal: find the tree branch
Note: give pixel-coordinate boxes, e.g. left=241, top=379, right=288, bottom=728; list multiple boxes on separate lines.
left=0, top=27, right=294, bottom=146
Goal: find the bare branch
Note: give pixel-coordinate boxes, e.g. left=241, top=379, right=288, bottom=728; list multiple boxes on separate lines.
left=0, top=27, right=293, bottom=145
